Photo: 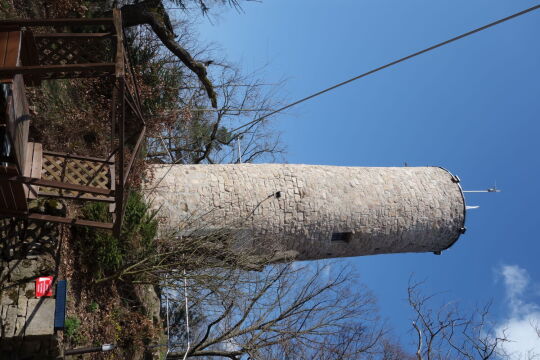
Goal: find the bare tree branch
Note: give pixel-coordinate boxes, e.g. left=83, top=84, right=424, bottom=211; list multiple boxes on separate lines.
left=407, top=279, right=512, bottom=360
left=118, top=0, right=218, bottom=107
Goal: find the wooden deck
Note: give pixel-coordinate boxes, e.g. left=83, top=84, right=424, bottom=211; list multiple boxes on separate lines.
left=0, top=10, right=146, bottom=235
left=0, top=73, right=30, bottom=212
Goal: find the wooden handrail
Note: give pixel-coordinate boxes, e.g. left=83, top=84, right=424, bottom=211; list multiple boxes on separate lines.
left=0, top=18, right=114, bottom=27
left=123, top=44, right=145, bottom=126
left=38, top=192, right=115, bottom=203
left=0, top=63, right=116, bottom=76
left=114, top=75, right=126, bottom=237
left=2, top=176, right=114, bottom=196
left=123, top=127, right=146, bottom=185
left=34, top=33, right=113, bottom=38
left=113, top=9, right=124, bottom=78
left=28, top=213, right=114, bottom=230
left=123, top=87, right=144, bottom=123
left=42, top=150, right=115, bottom=164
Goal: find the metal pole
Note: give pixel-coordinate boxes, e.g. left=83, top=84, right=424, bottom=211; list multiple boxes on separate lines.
left=165, top=274, right=171, bottom=358
left=463, top=189, right=501, bottom=193
left=64, top=344, right=115, bottom=356
left=182, top=270, right=191, bottom=360
left=237, top=136, right=242, bottom=164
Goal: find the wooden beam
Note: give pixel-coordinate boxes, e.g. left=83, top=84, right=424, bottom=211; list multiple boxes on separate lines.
left=1, top=176, right=113, bottom=196
left=113, top=9, right=125, bottom=78
left=11, top=75, right=30, bottom=175
left=114, top=75, right=126, bottom=237
left=124, top=87, right=144, bottom=124
left=114, top=78, right=126, bottom=237
left=124, top=51, right=145, bottom=125
left=42, top=150, right=114, bottom=164
left=20, top=29, right=41, bottom=85
left=37, top=191, right=115, bottom=203
left=27, top=213, right=114, bottom=230
left=0, top=63, right=115, bottom=77
left=0, top=210, right=114, bottom=230
left=0, top=208, right=27, bottom=217
left=110, top=79, right=117, bottom=153
left=5, top=31, right=21, bottom=67
left=34, top=33, right=113, bottom=38
left=123, top=126, right=146, bottom=185
left=108, top=159, right=116, bottom=214
left=0, top=18, right=114, bottom=27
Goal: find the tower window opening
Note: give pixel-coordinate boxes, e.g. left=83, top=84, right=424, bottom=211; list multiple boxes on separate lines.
left=331, top=232, right=352, bottom=243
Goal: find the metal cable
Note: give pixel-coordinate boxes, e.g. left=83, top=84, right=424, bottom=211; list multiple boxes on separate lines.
left=231, top=4, right=540, bottom=133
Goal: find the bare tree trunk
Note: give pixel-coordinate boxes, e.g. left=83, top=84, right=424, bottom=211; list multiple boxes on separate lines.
left=115, top=0, right=218, bottom=108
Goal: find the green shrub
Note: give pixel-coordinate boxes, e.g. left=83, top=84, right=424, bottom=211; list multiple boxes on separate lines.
left=65, top=316, right=81, bottom=342
left=77, top=191, right=158, bottom=279
left=77, top=201, right=123, bottom=276
left=86, top=301, right=99, bottom=312
left=122, top=192, right=158, bottom=251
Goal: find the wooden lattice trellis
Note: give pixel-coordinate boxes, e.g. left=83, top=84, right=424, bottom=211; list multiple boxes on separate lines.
left=28, top=35, right=115, bottom=79
left=34, top=36, right=113, bottom=65
left=40, top=154, right=113, bottom=201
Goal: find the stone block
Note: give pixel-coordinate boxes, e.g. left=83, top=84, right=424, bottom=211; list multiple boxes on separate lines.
left=14, top=316, right=25, bottom=337
left=22, top=282, right=35, bottom=300
left=3, top=305, right=17, bottom=338
left=24, top=298, right=55, bottom=337
left=8, top=259, right=37, bottom=282
left=16, top=297, right=27, bottom=318
left=0, top=288, right=18, bottom=306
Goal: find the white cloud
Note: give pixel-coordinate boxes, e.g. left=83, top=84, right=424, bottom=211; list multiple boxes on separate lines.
left=501, top=265, right=529, bottom=300
left=494, top=265, right=540, bottom=359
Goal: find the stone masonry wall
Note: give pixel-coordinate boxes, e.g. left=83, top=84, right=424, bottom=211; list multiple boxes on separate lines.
left=0, top=215, right=60, bottom=359
left=146, top=165, right=466, bottom=260
left=0, top=258, right=58, bottom=359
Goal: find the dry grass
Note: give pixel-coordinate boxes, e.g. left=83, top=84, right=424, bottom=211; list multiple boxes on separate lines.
left=28, top=79, right=113, bottom=157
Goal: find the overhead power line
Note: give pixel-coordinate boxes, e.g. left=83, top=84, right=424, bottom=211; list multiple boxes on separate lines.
left=231, top=3, right=540, bottom=133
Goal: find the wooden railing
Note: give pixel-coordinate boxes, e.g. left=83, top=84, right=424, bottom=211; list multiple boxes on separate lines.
left=0, top=9, right=146, bottom=235
left=0, top=73, right=31, bottom=212
left=8, top=74, right=30, bottom=175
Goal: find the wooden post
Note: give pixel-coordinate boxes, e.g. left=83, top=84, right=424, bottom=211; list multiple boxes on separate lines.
left=115, top=76, right=125, bottom=237
left=113, top=8, right=125, bottom=237
left=111, top=79, right=117, bottom=153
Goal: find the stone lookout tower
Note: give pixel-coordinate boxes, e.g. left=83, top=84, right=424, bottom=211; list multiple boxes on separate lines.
left=147, top=164, right=466, bottom=260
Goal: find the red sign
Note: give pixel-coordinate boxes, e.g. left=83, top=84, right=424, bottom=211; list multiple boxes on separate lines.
left=35, top=276, right=53, bottom=298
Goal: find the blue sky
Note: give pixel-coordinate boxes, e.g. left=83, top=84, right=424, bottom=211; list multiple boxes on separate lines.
left=184, top=0, right=540, bottom=355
